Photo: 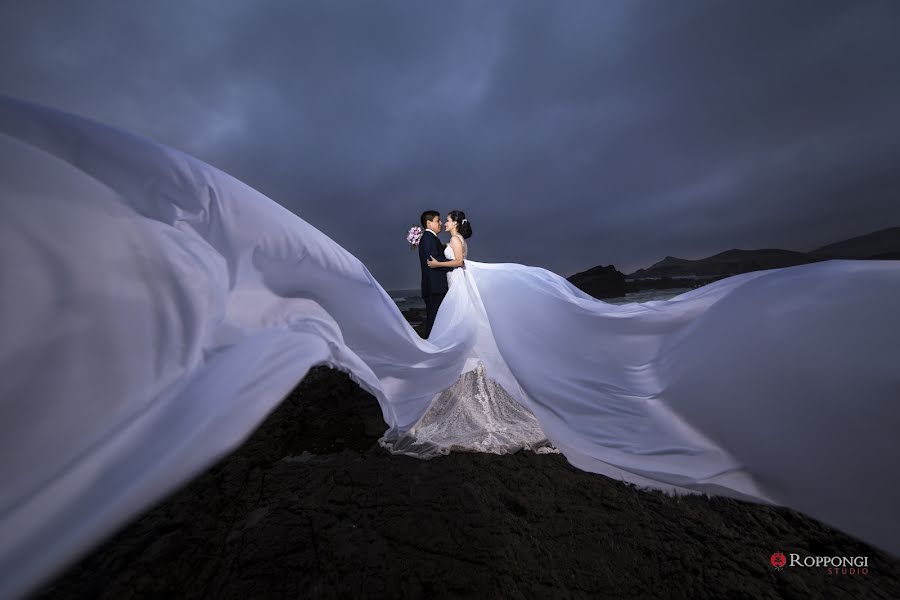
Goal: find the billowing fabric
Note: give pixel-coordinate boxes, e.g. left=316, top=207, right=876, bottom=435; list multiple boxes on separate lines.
left=0, top=95, right=898, bottom=599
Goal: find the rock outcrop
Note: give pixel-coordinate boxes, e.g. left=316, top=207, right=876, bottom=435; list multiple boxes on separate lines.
left=566, top=264, right=627, bottom=299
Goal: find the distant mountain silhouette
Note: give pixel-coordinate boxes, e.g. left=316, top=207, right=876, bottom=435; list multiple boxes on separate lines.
left=626, top=226, right=900, bottom=279
left=808, top=226, right=900, bottom=259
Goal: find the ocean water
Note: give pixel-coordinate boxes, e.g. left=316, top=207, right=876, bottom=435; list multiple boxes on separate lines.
left=387, top=287, right=695, bottom=310
left=603, top=288, right=695, bottom=304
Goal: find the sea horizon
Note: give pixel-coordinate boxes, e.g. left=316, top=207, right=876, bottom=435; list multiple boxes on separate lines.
left=388, top=287, right=695, bottom=310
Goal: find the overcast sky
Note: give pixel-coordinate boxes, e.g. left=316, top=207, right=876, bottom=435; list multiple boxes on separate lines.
left=3, top=1, right=899, bottom=288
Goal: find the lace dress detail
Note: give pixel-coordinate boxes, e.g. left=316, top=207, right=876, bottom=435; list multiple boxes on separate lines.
left=386, top=363, right=558, bottom=458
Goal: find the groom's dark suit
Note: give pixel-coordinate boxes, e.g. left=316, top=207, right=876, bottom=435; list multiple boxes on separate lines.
left=418, top=229, right=454, bottom=338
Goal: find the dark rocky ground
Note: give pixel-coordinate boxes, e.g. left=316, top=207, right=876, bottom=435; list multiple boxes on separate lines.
left=34, top=319, right=900, bottom=599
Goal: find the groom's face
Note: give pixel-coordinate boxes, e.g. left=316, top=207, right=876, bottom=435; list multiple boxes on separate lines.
left=427, top=215, right=441, bottom=234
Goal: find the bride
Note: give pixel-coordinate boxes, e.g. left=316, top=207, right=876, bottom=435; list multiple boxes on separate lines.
left=0, top=95, right=898, bottom=598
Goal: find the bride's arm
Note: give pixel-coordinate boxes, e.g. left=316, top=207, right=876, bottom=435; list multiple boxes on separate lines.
left=423, top=235, right=452, bottom=270
left=428, top=236, right=464, bottom=268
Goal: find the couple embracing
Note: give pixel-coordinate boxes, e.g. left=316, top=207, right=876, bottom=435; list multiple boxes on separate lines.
left=416, top=209, right=472, bottom=338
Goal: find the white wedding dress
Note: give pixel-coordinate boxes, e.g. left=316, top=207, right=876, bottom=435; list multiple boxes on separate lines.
left=382, top=237, right=559, bottom=458
left=1, top=95, right=898, bottom=599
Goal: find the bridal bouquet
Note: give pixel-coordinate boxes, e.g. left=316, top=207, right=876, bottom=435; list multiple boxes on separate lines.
left=406, top=225, right=423, bottom=249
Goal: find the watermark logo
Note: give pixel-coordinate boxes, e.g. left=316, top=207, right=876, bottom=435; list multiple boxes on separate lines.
left=769, top=550, right=870, bottom=576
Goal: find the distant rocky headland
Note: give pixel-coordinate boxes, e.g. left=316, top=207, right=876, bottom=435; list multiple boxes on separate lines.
left=568, top=226, right=900, bottom=300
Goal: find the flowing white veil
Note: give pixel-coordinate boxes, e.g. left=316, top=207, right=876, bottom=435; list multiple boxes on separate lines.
left=1, top=95, right=898, bottom=599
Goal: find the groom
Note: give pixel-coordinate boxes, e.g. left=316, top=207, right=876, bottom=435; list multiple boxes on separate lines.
left=418, top=210, right=455, bottom=338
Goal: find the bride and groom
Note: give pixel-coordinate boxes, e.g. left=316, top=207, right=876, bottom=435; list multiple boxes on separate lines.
left=416, top=209, right=470, bottom=338
left=393, top=208, right=557, bottom=458
left=1, top=96, right=898, bottom=599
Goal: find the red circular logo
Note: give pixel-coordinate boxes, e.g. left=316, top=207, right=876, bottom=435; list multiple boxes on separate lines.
left=770, top=552, right=786, bottom=568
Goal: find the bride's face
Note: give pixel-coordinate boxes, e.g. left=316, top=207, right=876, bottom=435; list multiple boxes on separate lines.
left=444, top=216, right=456, bottom=233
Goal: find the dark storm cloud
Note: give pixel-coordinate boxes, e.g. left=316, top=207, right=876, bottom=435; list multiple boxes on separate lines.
left=3, top=0, right=899, bottom=288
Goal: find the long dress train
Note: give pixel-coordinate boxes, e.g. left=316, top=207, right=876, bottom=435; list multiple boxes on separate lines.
left=1, top=95, right=898, bottom=599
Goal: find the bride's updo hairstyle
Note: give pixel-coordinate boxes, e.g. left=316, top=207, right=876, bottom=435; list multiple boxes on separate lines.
left=448, top=210, right=472, bottom=239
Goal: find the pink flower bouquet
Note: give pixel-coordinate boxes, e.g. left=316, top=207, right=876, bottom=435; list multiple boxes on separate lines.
left=406, top=225, right=423, bottom=249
